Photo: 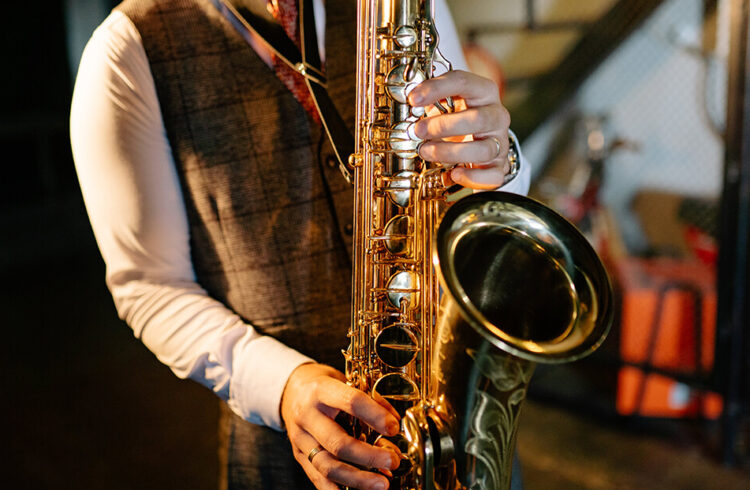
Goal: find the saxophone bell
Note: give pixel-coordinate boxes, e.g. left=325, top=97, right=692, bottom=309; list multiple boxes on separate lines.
left=403, top=191, right=613, bottom=489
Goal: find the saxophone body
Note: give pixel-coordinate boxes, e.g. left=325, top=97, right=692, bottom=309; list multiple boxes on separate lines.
left=345, top=1, right=614, bottom=489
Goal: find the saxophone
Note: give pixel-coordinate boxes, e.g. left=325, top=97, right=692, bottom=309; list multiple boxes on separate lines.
left=344, top=1, right=614, bottom=488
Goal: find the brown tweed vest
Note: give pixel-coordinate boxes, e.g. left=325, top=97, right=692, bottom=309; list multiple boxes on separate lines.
left=117, top=0, right=355, bottom=366
left=116, top=0, right=356, bottom=487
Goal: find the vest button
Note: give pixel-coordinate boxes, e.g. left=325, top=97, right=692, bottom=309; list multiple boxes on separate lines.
left=344, top=222, right=353, bottom=235
left=326, top=155, right=337, bottom=168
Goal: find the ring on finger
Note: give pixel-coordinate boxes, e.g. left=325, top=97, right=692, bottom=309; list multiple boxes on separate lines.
left=308, top=444, right=325, bottom=463
left=486, top=136, right=503, bottom=160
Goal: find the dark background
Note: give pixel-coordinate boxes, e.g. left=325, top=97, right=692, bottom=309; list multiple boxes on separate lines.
left=1, top=3, right=220, bottom=488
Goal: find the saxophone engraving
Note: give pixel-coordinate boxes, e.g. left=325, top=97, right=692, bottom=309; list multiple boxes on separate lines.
left=463, top=350, right=534, bottom=490
left=345, top=1, right=614, bottom=489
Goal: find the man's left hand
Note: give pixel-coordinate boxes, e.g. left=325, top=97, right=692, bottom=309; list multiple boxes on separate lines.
left=408, top=70, right=511, bottom=190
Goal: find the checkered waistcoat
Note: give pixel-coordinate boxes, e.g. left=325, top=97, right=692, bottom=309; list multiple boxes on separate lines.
left=117, top=1, right=356, bottom=486
left=117, top=0, right=356, bottom=372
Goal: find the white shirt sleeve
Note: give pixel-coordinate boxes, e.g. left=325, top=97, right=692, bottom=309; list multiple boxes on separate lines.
left=70, top=11, right=312, bottom=431
left=434, top=0, right=469, bottom=72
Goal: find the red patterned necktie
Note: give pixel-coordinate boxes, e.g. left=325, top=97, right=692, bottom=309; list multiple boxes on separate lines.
left=268, top=0, right=321, bottom=123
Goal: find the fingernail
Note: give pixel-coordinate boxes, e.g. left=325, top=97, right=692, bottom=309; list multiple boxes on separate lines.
left=387, top=420, right=400, bottom=435
left=391, top=452, right=401, bottom=470
left=379, top=453, right=394, bottom=469
left=373, top=480, right=387, bottom=490
left=413, top=121, right=425, bottom=139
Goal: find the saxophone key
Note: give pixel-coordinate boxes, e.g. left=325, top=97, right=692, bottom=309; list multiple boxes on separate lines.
left=372, top=372, right=420, bottom=417
left=383, top=215, right=413, bottom=256
left=375, top=324, right=419, bottom=368
left=385, top=170, right=418, bottom=207
left=385, top=63, right=425, bottom=104
left=393, top=25, right=418, bottom=48
left=389, top=121, right=420, bottom=159
left=385, top=270, right=420, bottom=309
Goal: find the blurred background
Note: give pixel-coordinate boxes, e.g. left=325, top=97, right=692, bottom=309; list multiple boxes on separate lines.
left=2, top=0, right=750, bottom=488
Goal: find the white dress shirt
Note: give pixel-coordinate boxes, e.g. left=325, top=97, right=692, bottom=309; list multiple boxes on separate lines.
left=70, top=0, right=530, bottom=431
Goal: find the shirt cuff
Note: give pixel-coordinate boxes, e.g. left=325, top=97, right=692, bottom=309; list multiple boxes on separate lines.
left=227, top=334, right=314, bottom=431
left=495, top=129, right=530, bottom=196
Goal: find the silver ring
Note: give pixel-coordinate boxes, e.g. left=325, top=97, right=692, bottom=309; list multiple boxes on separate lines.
left=307, top=445, right=325, bottom=463
left=487, top=136, right=503, bottom=160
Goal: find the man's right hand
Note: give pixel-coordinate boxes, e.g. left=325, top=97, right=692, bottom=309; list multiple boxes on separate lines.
left=280, top=363, right=401, bottom=490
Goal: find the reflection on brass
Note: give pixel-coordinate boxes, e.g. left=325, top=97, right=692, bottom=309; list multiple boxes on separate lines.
left=383, top=215, right=413, bottom=256
left=386, top=270, right=420, bottom=310
left=386, top=170, right=418, bottom=208
left=345, top=1, right=614, bottom=488
left=375, top=324, right=419, bottom=368
left=373, top=372, right=420, bottom=416
left=389, top=121, right=420, bottom=158
left=386, top=63, right=426, bottom=105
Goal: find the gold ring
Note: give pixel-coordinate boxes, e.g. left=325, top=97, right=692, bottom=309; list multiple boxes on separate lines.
left=487, top=136, right=503, bottom=160
left=307, top=445, right=325, bottom=463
